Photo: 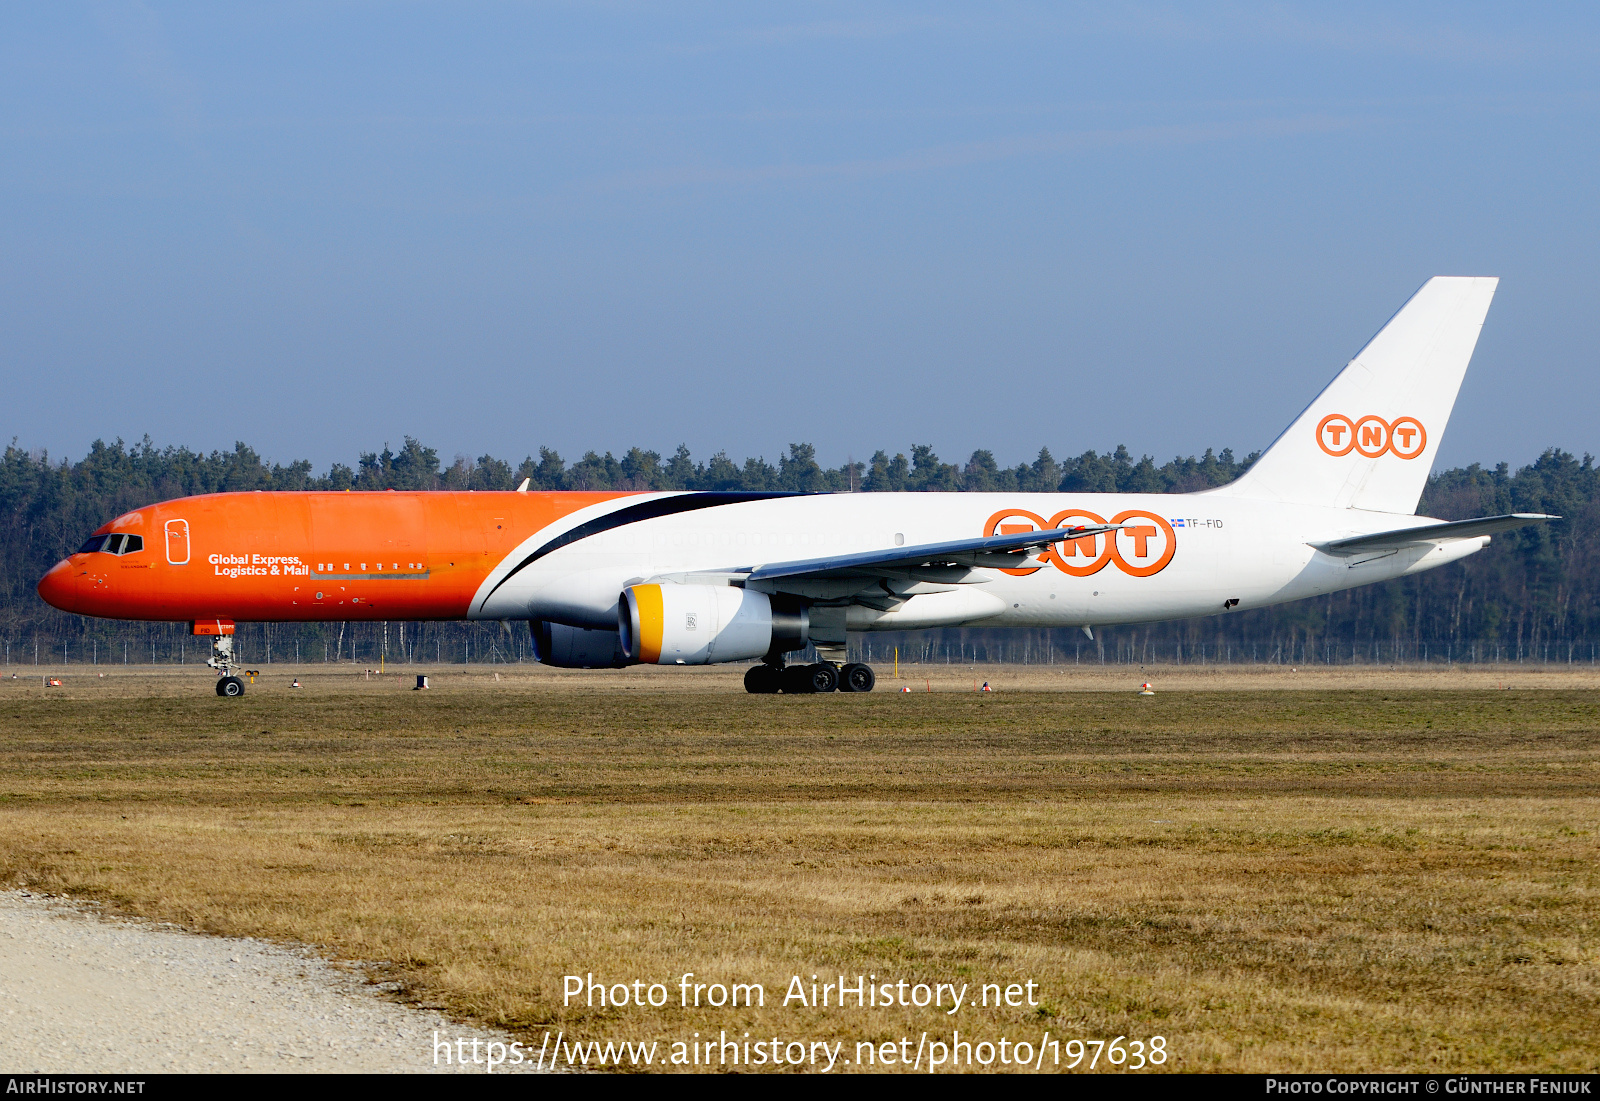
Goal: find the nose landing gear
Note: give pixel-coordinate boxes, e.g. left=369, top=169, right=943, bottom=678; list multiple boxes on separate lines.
left=744, top=660, right=876, bottom=694
left=208, top=633, right=245, bottom=698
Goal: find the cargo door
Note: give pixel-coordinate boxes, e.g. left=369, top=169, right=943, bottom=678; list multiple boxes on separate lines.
left=309, top=495, right=428, bottom=612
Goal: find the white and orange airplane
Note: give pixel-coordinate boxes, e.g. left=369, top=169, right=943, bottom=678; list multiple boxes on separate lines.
left=39, top=276, right=1554, bottom=695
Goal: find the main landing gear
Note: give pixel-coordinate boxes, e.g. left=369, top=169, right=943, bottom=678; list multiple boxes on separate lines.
left=744, top=661, right=876, bottom=694
left=208, top=633, right=245, bottom=698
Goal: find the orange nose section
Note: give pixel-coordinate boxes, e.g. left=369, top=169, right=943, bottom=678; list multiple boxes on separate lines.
left=36, top=559, right=81, bottom=613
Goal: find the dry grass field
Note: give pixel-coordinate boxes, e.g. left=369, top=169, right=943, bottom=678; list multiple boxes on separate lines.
left=1, top=662, right=1597, bottom=1072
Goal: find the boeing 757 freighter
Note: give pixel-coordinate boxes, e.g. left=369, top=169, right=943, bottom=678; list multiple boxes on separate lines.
left=38, top=276, right=1554, bottom=695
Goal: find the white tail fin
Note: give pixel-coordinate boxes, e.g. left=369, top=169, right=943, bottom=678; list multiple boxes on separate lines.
left=1215, top=276, right=1498, bottom=514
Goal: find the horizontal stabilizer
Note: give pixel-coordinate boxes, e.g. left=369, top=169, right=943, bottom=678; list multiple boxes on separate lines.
left=744, top=526, right=1118, bottom=581
left=1313, top=513, right=1558, bottom=557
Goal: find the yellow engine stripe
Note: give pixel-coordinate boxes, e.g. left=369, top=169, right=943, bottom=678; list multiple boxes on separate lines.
left=636, top=584, right=664, bottom=664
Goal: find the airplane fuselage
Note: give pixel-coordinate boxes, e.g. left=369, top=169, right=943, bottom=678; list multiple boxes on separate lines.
left=36, top=488, right=1482, bottom=634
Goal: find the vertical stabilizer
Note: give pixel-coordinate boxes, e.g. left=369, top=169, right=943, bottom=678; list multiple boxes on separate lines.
left=1214, top=276, right=1497, bottom=514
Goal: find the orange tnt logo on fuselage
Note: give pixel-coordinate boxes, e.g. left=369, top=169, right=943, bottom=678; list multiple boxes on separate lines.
left=985, top=509, right=1177, bottom=578
left=1316, top=414, right=1426, bottom=459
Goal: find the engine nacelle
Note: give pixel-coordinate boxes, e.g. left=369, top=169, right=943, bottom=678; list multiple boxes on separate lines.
left=619, top=584, right=807, bottom=665
left=529, top=620, right=627, bottom=668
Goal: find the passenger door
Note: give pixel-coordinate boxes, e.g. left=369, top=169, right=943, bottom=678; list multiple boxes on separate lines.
left=164, top=519, right=190, bottom=565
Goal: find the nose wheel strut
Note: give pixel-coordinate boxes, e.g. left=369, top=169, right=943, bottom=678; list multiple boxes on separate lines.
left=208, top=634, right=245, bottom=697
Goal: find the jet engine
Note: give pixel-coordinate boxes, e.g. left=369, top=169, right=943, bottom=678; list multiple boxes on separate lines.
left=619, top=584, right=807, bottom=665
left=529, top=620, right=628, bottom=668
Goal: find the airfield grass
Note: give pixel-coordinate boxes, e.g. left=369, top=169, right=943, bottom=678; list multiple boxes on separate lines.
left=0, top=665, right=1597, bottom=1072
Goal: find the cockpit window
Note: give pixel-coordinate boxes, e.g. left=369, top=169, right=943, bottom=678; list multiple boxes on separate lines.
left=76, top=534, right=144, bottom=555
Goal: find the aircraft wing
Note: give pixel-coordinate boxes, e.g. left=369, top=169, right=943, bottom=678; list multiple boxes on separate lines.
left=742, top=526, right=1117, bottom=582
left=1313, top=513, right=1559, bottom=557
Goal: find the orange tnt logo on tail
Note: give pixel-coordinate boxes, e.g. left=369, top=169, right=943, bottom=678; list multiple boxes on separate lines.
left=1315, top=414, right=1427, bottom=459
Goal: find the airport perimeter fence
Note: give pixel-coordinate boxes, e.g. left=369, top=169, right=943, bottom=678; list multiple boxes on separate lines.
left=0, top=618, right=520, bottom=669
left=5, top=618, right=1600, bottom=670
left=838, top=632, right=1600, bottom=669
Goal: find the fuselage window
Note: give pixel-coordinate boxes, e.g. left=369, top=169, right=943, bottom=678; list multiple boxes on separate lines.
left=81, top=534, right=145, bottom=555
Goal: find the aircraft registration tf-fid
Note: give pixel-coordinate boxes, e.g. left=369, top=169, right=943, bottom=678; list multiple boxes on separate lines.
left=39, top=277, right=1555, bottom=695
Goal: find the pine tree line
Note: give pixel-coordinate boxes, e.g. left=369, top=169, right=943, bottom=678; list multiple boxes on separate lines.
left=3, top=437, right=1596, bottom=665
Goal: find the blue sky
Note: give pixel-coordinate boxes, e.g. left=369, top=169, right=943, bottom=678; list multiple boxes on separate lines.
left=3, top=3, right=1597, bottom=474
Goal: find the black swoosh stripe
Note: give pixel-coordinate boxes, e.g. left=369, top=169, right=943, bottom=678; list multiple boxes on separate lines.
left=478, top=491, right=797, bottom=608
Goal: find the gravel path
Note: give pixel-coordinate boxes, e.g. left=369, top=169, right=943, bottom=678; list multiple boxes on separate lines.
left=0, top=891, right=539, bottom=1073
